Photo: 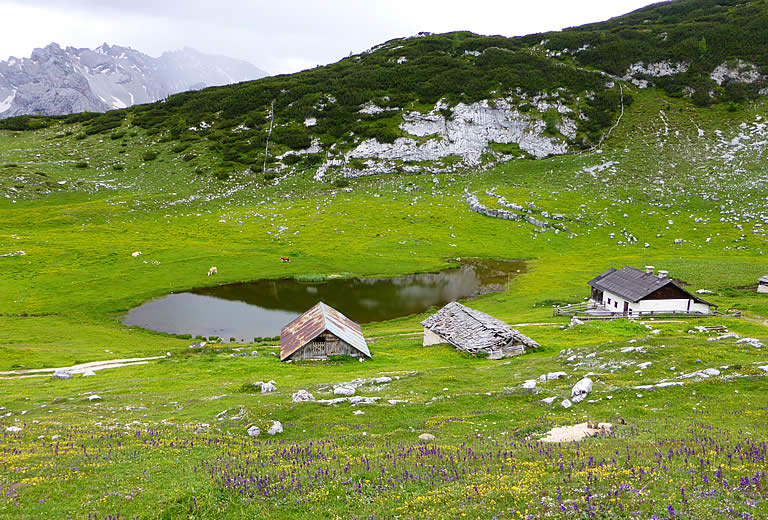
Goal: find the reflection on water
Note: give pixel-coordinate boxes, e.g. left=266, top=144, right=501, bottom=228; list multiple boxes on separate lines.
left=122, top=259, right=525, bottom=341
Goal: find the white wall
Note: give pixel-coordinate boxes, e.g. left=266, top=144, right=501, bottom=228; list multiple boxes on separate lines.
left=758, top=283, right=768, bottom=294
left=597, top=290, right=711, bottom=315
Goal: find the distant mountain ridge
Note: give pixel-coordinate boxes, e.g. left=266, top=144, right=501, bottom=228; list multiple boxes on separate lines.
left=0, top=43, right=267, bottom=119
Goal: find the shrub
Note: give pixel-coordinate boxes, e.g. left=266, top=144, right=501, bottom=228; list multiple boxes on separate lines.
left=142, top=150, right=159, bottom=161
left=74, top=161, right=89, bottom=169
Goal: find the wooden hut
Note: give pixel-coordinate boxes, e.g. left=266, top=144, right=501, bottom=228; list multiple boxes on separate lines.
left=759, top=275, right=768, bottom=294
left=421, top=302, right=538, bottom=359
left=280, top=302, right=371, bottom=362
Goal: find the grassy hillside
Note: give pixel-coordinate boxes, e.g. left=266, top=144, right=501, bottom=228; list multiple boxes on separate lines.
left=1, top=2, right=768, bottom=519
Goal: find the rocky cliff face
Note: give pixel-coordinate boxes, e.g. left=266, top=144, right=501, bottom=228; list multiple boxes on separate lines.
left=0, top=43, right=267, bottom=119
left=310, top=93, right=580, bottom=180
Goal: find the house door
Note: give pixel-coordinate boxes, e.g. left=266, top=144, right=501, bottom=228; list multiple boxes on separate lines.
left=623, top=302, right=629, bottom=315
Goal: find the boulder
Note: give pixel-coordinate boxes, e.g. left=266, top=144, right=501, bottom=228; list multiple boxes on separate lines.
left=267, top=421, right=283, bottom=435
left=521, top=379, right=537, bottom=391
left=87, top=395, right=102, bottom=401
left=82, top=370, right=96, bottom=377
left=5, top=426, right=22, bottom=433
left=333, top=384, right=356, bottom=396
left=260, top=381, right=277, bottom=393
left=418, top=433, right=436, bottom=442
left=540, top=371, right=567, bottom=382
left=541, top=396, right=557, bottom=405
left=52, top=370, right=72, bottom=380
left=571, top=377, right=593, bottom=403
left=373, top=376, right=392, bottom=384
left=292, top=390, right=315, bottom=403
left=561, top=399, right=572, bottom=409
left=246, top=425, right=260, bottom=437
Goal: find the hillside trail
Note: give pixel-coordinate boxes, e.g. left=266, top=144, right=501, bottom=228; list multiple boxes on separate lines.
left=0, top=355, right=166, bottom=380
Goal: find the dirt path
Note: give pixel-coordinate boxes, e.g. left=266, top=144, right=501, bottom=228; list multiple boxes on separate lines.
left=0, top=356, right=167, bottom=380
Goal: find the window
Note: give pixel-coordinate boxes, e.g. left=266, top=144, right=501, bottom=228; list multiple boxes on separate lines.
left=614, top=301, right=618, bottom=308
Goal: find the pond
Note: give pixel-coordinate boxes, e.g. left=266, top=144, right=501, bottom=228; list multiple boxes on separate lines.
left=122, top=258, right=525, bottom=342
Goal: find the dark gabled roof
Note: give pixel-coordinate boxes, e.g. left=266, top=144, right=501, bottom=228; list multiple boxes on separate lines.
left=588, top=266, right=712, bottom=305
left=280, top=302, right=370, bottom=361
left=760, top=275, right=768, bottom=284
left=420, top=301, right=538, bottom=352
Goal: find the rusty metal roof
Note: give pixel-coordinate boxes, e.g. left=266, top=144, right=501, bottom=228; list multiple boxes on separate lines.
left=280, top=302, right=370, bottom=361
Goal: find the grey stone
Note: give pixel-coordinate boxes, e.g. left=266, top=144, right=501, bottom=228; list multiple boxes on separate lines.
left=333, top=384, right=356, bottom=396
left=571, top=377, right=593, bottom=403
left=246, top=425, right=260, bottom=437
left=291, top=390, right=315, bottom=403
left=418, top=433, right=436, bottom=441
left=267, top=421, right=283, bottom=435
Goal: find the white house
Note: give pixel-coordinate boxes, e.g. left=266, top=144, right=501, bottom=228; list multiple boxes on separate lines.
left=758, top=275, right=768, bottom=294
left=588, top=266, right=716, bottom=316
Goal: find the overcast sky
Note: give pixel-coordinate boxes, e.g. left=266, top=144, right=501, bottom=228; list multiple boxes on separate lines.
left=1, top=0, right=661, bottom=75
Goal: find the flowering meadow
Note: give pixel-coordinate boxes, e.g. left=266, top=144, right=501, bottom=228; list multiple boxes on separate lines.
left=2, top=326, right=768, bottom=519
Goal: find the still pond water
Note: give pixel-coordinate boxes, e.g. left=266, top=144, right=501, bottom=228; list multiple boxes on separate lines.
left=123, top=259, right=525, bottom=341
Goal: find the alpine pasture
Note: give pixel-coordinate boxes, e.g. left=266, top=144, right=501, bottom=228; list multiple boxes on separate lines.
left=1, top=86, right=768, bottom=520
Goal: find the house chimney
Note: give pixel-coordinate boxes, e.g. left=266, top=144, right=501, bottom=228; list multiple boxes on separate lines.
left=658, top=270, right=669, bottom=279
left=645, top=266, right=655, bottom=275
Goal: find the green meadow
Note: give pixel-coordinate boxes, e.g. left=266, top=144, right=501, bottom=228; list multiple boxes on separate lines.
left=1, top=87, right=768, bottom=519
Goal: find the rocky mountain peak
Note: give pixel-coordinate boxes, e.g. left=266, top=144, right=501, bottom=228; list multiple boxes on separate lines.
left=0, top=43, right=267, bottom=119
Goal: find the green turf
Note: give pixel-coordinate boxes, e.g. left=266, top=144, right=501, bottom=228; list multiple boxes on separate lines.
left=1, top=87, right=767, bottom=519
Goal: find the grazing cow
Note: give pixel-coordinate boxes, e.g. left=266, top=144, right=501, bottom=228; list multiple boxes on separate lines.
left=131, top=251, right=142, bottom=257
left=208, top=266, right=218, bottom=276
left=280, top=257, right=290, bottom=263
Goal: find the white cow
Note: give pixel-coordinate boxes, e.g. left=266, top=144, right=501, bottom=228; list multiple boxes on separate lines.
left=208, top=266, right=218, bottom=276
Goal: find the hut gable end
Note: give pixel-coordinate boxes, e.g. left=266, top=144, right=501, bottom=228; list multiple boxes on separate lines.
left=280, top=302, right=370, bottom=361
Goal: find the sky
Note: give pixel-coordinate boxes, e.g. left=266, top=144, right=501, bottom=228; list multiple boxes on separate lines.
left=1, top=0, right=662, bottom=75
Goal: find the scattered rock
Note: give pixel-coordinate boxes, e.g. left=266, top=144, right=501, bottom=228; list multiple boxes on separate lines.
left=82, top=370, right=96, bottom=377
left=348, top=396, right=381, bottom=405
left=561, top=399, right=572, bottom=409
left=5, top=426, right=22, bottom=433
left=569, top=317, right=584, bottom=327
left=333, top=384, right=356, bottom=396
left=736, top=338, right=763, bottom=348
left=131, top=251, right=141, bottom=257
left=88, top=395, right=102, bottom=401
left=539, top=371, right=568, bottom=382
left=246, top=425, right=260, bottom=437
left=267, top=421, right=283, bottom=435
left=571, top=377, right=593, bottom=403
left=387, top=399, right=408, bottom=405
left=353, top=410, right=365, bottom=415
left=292, top=390, right=315, bottom=403
left=259, top=381, right=277, bottom=393
left=373, top=376, right=392, bottom=384
left=541, top=396, right=557, bottom=405
left=681, top=368, right=721, bottom=379
left=316, top=397, right=349, bottom=405
left=522, top=379, right=537, bottom=391
left=418, top=433, right=436, bottom=442
left=52, top=370, right=72, bottom=380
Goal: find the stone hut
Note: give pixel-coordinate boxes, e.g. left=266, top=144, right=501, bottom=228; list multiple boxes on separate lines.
left=421, top=302, right=538, bottom=359
left=759, top=275, right=768, bottom=294
left=280, top=302, right=371, bottom=362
